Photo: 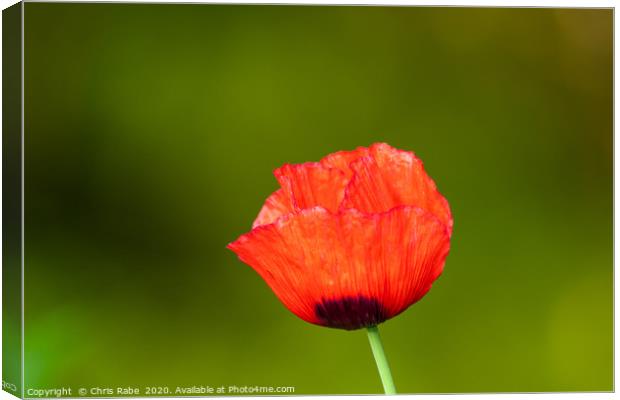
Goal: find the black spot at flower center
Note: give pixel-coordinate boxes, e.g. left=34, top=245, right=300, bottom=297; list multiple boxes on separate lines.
left=314, top=295, right=388, bottom=330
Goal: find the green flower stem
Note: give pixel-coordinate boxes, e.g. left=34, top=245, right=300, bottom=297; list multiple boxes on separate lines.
left=366, top=325, right=397, bottom=395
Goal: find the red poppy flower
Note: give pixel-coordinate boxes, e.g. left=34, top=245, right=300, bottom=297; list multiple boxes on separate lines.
left=228, top=143, right=452, bottom=331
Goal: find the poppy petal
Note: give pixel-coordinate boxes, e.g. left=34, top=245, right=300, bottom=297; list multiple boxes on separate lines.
left=252, top=188, right=294, bottom=228
left=343, top=143, right=453, bottom=235
left=319, top=146, right=370, bottom=179
left=227, top=205, right=450, bottom=330
left=274, top=163, right=348, bottom=213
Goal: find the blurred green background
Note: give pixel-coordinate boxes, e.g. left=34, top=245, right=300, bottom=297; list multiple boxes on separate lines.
left=22, top=4, right=611, bottom=395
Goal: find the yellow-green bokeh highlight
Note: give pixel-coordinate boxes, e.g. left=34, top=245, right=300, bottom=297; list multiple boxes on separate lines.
left=23, top=4, right=611, bottom=394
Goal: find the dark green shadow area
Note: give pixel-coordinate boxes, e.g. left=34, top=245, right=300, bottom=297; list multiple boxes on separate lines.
left=3, top=2, right=22, bottom=398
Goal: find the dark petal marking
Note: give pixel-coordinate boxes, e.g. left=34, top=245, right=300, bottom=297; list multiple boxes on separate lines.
left=314, top=296, right=388, bottom=330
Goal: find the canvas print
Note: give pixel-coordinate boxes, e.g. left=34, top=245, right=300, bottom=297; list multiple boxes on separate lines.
left=2, top=2, right=613, bottom=397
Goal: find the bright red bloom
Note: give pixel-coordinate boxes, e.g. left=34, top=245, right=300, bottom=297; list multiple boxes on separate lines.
left=228, top=143, right=452, bottom=330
